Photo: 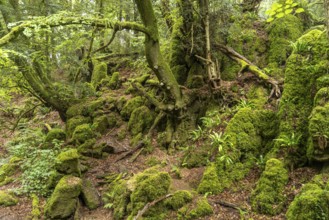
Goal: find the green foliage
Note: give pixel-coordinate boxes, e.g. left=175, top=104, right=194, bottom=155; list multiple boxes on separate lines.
left=265, top=0, right=305, bottom=23
left=6, top=128, right=63, bottom=196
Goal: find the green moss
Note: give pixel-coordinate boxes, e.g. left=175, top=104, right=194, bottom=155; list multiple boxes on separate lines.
left=314, top=88, right=329, bottom=107
left=182, top=144, right=212, bottom=168
left=91, top=115, right=109, bottom=134
left=128, top=106, right=154, bottom=136
left=267, top=14, right=303, bottom=73
left=178, top=197, right=213, bottom=220
left=0, top=191, right=18, bottom=207
left=55, top=149, right=80, bottom=176
left=72, top=124, right=94, bottom=144
left=66, top=116, right=91, bottom=137
left=45, top=175, right=82, bottom=219
left=0, top=159, right=19, bottom=183
left=45, top=128, right=66, bottom=143
left=128, top=168, right=171, bottom=217
left=251, top=158, right=288, bottom=215
left=81, top=179, right=101, bottom=210
left=92, top=61, right=108, bottom=89
left=286, top=183, right=329, bottom=220
left=164, top=190, right=192, bottom=211
left=31, top=194, right=41, bottom=220
left=246, top=85, right=268, bottom=109
left=316, top=75, right=329, bottom=90
left=120, top=96, right=145, bottom=120
left=197, top=163, right=221, bottom=195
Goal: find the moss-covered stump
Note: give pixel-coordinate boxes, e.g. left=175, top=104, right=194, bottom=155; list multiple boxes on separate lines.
left=72, top=124, right=95, bottom=144
left=120, top=96, right=145, bottom=120
left=81, top=179, right=101, bottom=210
left=45, top=175, right=82, bottom=219
left=197, top=163, right=221, bottom=195
left=45, top=128, right=66, bottom=143
left=128, top=106, right=154, bottom=136
left=178, top=197, right=213, bottom=220
left=0, top=190, right=18, bottom=207
left=267, top=14, right=303, bottom=77
left=55, top=149, right=81, bottom=176
left=286, top=181, right=329, bottom=220
left=91, top=61, right=108, bottom=89
left=251, top=158, right=288, bottom=215
left=164, top=190, right=192, bottom=210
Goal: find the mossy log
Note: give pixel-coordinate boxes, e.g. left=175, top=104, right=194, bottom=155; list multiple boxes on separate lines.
left=215, top=44, right=281, bottom=97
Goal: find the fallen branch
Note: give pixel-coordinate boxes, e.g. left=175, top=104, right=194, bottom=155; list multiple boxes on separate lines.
left=211, top=199, right=247, bottom=212
left=115, top=141, right=145, bottom=162
left=215, top=44, right=281, bottom=98
left=133, top=194, right=173, bottom=220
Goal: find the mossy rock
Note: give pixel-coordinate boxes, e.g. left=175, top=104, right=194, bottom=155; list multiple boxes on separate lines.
left=314, top=88, right=329, bottom=107
left=91, top=61, right=108, bottom=89
left=55, top=149, right=80, bottom=176
left=164, top=190, right=193, bottom=210
left=72, top=124, right=95, bottom=144
left=45, top=128, right=66, bottom=143
left=178, top=197, right=213, bottom=220
left=81, top=179, right=101, bottom=210
left=91, top=115, right=109, bottom=134
left=109, top=72, right=120, bottom=89
left=286, top=183, right=329, bottom=220
left=120, top=96, right=144, bottom=120
left=0, top=158, right=20, bottom=183
left=66, top=99, right=105, bottom=119
left=128, top=168, right=171, bottom=217
left=107, top=113, right=119, bottom=128
left=197, top=163, right=221, bottom=195
left=251, top=158, right=288, bottom=215
left=66, top=116, right=91, bottom=137
left=182, top=144, right=212, bottom=168
left=0, top=191, right=18, bottom=207
left=128, top=106, right=154, bottom=136
left=78, top=140, right=114, bottom=158
left=44, top=175, right=82, bottom=219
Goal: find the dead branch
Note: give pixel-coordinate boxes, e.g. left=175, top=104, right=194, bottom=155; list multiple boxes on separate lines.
left=215, top=44, right=281, bottom=98
left=133, top=194, right=173, bottom=220
left=114, top=141, right=145, bottom=163
left=211, top=199, right=247, bottom=212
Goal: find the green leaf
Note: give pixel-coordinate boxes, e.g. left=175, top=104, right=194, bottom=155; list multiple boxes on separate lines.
left=285, top=5, right=291, bottom=9
left=295, top=8, right=305, bottom=13
left=276, top=8, right=283, bottom=12
left=276, top=12, right=285, bottom=18
left=285, top=9, right=293, bottom=14
left=292, top=3, right=298, bottom=7
left=266, top=17, right=275, bottom=23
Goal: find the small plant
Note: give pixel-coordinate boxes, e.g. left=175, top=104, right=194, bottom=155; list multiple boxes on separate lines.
left=236, top=99, right=255, bottom=110
left=290, top=41, right=312, bottom=54
left=190, top=125, right=204, bottom=141
left=275, top=132, right=302, bottom=151
left=266, top=0, right=305, bottom=23
left=170, top=165, right=181, bottom=179
left=200, top=115, right=221, bottom=129
left=209, top=131, right=228, bottom=152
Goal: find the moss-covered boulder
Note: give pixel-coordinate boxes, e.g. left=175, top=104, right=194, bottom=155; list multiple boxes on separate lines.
left=45, top=175, right=82, bottom=219
left=197, top=163, right=221, bottom=195
left=45, top=128, right=66, bottom=143
left=81, top=179, right=101, bottom=210
left=120, top=96, right=144, bottom=120
left=91, top=115, right=109, bottom=134
left=251, top=158, right=288, bottom=215
left=178, top=197, right=213, bottom=220
left=0, top=157, right=20, bottom=184
left=66, top=116, right=91, bottom=137
left=55, top=149, right=80, bottom=176
left=128, top=106, right=154, bottom=136
left=164, top=190, right=193, bottom=210
left=286, top=182, right=329, bottom=220
left=91, top=61, right=108, bottom=89
left=72, top=124, right=94, bottom=144
left=0, top=190, right=18, bottom=207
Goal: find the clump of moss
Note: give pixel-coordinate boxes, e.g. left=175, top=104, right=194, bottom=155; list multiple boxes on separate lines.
left=81, top=179, right=101, bottom=210
left=0, top=157, right=20, bottom=184
left=66, top=116, right=91, bottom=137
left=0, top=190, right=18, bottom=207
left=55, top=149, right=80, bottom=176
left=45, top=175, right=82, bottom=219
left=45, top=129, right=66, bottom=143
left=91, top=115, right=109, bottom=134
left=165, top=190, right=193, bottom=210
left=109, top=72, right=120, bottom=89
left=197, top=163, right=221, bottom=195
left=120, top=96, right=145, bottom=120
left=72, top=124, right=94, bottom=144
left=286, top=182, right=329, bottom=220
left=178, top=197, right=213, bottom=220
left=30, top=194, right=41, bottom=220
left=182, top=144, right=212, bottom=168
left=91, top=61, right=108, bottom=89
left=251, top=158, right=288, bottom=215
left=128, top=106, right=154, bottom=136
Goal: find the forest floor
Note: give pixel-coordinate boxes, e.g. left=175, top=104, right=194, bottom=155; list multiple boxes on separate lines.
left=0, top=70, right=321, bottom=219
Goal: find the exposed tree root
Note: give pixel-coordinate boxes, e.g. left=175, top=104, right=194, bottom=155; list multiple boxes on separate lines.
left=115, top=141, right=145, bottom=163
left=215, top=44, right=281, bottom=98
left=210, top=199, right=247, bottom=212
